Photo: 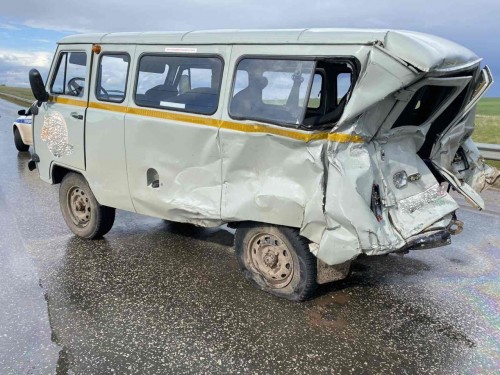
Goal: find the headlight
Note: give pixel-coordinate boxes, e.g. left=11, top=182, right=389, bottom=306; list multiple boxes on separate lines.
left=393, top=171, right=408, bottom=189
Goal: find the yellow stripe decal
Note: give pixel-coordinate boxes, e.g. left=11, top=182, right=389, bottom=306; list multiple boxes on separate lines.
left=49, top=96, right=87, bottom=108
left=89, top=101, right=128, bottom=114
left=128, top=107, right=220, bottom=127
left=328, top=133, right=364, bottom=143
left=48, top=96, right=363, bottom=143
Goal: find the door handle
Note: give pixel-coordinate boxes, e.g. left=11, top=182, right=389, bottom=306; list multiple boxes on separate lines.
left=70, top=112, right=84, bottom=120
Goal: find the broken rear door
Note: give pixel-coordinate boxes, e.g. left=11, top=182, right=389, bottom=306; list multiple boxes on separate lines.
left=373, top=75, right=472, bottom=239
left=428, top=66, right=493, bottom=208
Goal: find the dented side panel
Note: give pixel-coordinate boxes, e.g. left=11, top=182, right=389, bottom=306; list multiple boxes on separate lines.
left=318, top=142, right=405, bottom=265
left=220, top=133, right=326, bottom=228
left=218, top=44, right=370, bottom=233
left=456, top=138, right=500, bottom=192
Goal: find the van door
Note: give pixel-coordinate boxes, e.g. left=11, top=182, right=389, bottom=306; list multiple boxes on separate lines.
left=84, top=45, right=135, bottom=212
left=429, top=66, right=493, bottom=206
left=124, top=45, right=230, bottom=225
left=373, top=76, right=473, bottom=239
left=33, top=45, right=92, bottom=180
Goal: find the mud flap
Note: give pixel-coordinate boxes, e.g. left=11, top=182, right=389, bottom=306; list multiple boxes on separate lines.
left=432, top=162, right=484, bottom=210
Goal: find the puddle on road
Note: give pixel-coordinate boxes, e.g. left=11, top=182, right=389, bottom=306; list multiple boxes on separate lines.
left=306, top=292, right=350, bottom=330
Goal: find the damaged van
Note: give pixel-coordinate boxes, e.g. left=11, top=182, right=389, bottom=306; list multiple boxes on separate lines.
left=27, top=29, right=495, bottom=300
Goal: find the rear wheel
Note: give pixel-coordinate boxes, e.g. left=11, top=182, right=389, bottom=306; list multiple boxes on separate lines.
left=59, top=173, right=115, bottom=239
left=235, top=223, right=317, bottom=301
left=14, top=127, right=29, bottom=152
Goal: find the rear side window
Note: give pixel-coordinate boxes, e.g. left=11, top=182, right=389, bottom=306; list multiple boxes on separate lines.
left=229, top=58, right=315, bottom=126
left=135, top=55, right=223, bottom=115
left=50, top=52, right=87, bottom=97
left=96, top=54, right=130, bottom=103
left=393, top=85, right=454, bottom=128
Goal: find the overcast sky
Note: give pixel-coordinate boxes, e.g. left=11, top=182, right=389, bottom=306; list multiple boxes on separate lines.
left=1, top=0, right=499, bottom=96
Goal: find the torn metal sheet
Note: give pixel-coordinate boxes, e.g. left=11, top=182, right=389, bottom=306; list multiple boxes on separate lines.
left=432, top=162, right=484, bottom=210
left=398, top=184, right=448, bottom=214
left=338, top=46, right=419, bottom=124
left=456, top=138, right=500, bottom=192
left=305, top=46, right=491, bottom=265
left=383, top=30, right=480, bottom=73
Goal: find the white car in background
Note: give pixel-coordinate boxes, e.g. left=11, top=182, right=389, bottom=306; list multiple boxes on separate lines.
left=13, top=108, right=32, bottom=151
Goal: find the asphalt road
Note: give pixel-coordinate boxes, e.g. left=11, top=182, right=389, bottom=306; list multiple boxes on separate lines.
left=0, top=98, right=499, bottom=374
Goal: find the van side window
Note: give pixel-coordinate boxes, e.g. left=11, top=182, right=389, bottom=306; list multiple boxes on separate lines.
left=50, top=52, right=87, bottom=97
left=135, top=55, right=223, bottom=115
left=301, top=61, right=355, bottom=129
left=230, top=59, right=315, bottom=126
left=96, top=54, right=130, bottom=103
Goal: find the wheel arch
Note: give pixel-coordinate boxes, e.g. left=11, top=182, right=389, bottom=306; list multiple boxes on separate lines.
left=51, top=163, right=83, bottom=184
left=229, top=220, right=302, bottom=231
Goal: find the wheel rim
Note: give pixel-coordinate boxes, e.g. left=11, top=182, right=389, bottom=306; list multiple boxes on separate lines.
left=247, top=233, right=294, bottom=289
left=67, top=186, right=91, bottom=227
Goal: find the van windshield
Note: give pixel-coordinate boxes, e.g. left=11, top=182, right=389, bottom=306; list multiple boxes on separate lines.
left=230, top=59, right=315, bottom=126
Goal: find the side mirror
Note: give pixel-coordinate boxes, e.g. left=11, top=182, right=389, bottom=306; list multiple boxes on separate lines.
left=18, top=109, right=27, bottom=116
left=29, top=69, right=49, bottom=104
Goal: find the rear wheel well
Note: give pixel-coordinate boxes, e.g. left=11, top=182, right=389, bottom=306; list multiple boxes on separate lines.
left=51, top=165, right=78, bottom=184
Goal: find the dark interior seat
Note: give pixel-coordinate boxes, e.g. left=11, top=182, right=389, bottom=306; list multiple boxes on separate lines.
left=230, top=76, right=268, bottom=117
left=168, top=87, right=218, bottom=114
left=141, top=84, right=178, bottom=106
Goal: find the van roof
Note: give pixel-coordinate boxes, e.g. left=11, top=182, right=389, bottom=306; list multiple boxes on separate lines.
left=58, top=28, right=479, bottom=72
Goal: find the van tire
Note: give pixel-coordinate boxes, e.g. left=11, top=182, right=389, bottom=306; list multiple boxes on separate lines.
left=14, top=128, right=29, bottom=152
left=235, top=223, right=317, bottom=301
left=59, top=173, right=115, bottom=239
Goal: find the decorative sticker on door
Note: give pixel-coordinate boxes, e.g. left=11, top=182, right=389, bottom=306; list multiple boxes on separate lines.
left=40, top=110, right=74, bottom=158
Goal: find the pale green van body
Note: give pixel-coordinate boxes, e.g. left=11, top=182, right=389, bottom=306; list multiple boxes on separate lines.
left=31, top=29, right=494, bottom=277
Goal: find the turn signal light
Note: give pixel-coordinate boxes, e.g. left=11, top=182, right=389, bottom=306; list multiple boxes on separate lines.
left=92, top=44, right=102, bottom=54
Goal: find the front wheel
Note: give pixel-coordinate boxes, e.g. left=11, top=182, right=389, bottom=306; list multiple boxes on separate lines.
left=235, top=223, right=317, bottom=301
left=14, top=127, right=29, bottom=152
left=59, top=173, right=115, bottom=239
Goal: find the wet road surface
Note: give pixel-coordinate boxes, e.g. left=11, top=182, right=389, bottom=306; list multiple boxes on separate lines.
left=0, top=98, right=499, bottom=374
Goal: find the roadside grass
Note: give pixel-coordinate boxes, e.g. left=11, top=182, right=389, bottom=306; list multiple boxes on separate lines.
left=471, top=102, right=500, bottom=168
left=472, top=116, right=500, bottom=144
left=486, top=160, right=500, bottom=168
left=0, top=94, right=33, bottom=108
left=476, top=98, right=500, bottom=117
left=0, top=86, right=34, bottom=101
